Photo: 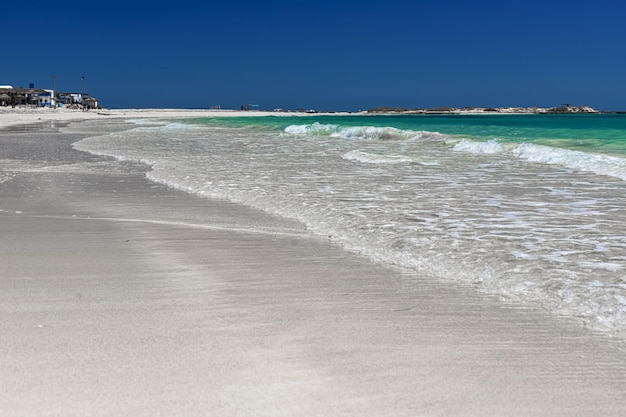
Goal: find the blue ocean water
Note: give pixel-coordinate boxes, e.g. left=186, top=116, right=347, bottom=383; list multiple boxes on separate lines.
left=75, top=114, right=626, bottom=333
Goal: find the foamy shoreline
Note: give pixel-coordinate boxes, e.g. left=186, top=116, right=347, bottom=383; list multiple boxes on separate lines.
left=1, top=117, right=625, bottom=416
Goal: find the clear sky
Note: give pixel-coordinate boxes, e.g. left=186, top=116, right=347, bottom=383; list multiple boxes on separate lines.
left=3, top=1, right=626, bottom=111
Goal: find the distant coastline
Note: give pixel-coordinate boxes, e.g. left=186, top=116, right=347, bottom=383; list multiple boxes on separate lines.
left=1, top=104, right=622, bottom=131
left=263, top=104, right=622, bottom=115
left=365, top=105, right=602, bottom=115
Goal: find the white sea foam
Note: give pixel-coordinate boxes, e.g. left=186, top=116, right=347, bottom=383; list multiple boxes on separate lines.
left=285, top=124, right=436, bottom=142
left=342, top=150, right=413, bottom=164
left=0, top=172, right=12, bottom=184
left=453, top=138, right=626, bottom=181
left=578, top=261, right=622, bottom=272
left=512, top=143, right=626, bottom=180
left=453, top=139, right=505, bottom=154
left=330, top=126, right=414, bottom=141
left=284, top=122, right=337, bottom=135
left=73, top=119, right=626, bottom=334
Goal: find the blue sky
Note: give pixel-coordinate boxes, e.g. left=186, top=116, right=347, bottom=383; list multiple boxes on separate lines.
left=3, top=1, right=626, bottom=110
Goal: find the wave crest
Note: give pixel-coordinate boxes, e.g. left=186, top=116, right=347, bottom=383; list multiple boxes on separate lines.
left=513, top=143, right=626, bottom=180
left=331, top=126, right=414, bottom=141
left=284, top=122, right=338, bottom=135
left=453, top=139, right=505, bottom=154
left=454, top=138, right=626, bottom=181
left=284, top=123, right=428, bottom=141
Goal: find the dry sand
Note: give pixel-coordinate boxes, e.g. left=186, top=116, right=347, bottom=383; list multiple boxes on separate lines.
left=0, top=106, right=335, bottom=130
left=1, top=111, right=625, bottom=416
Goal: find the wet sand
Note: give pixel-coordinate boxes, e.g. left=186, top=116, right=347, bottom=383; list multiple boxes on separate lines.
left=1, top=119, right=625, bottom=416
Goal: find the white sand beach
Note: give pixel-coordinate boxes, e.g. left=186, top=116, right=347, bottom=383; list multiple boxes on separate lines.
left=1, top=109, right=625, bottom=416
left=0, top=107, right=282, bottom=130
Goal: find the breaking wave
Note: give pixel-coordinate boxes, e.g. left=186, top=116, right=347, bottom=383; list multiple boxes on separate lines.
left=284, top=123, right=438, bottom=141
left=454, top=138, right=626, bottom=181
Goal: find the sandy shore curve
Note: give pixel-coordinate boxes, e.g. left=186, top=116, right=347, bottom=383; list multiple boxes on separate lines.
left=0, top=114, right=624, bottom=416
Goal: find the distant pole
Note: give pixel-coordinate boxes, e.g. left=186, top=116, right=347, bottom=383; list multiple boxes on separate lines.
left=50, top=74, right=56, bottom=108
left=81, top=76, right=86, bottom=107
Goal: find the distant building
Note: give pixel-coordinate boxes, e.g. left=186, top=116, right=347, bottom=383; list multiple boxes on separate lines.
left=82, top=97, right=99, bottom=110
left=35, top=90, right=54, bottom=107
left=0, top=92, right=10, bottom=106
left=0, top=87, right=50, bottom=107
left=0, top=85, right=99, bottom=109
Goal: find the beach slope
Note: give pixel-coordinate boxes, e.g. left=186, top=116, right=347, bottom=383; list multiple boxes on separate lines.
left=0, top=117, right=624, bottom=416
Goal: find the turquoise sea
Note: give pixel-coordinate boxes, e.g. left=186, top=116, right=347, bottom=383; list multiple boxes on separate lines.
left=190, top=113, right=626, bottom=153
left=75, top=113, right=626, bottom=334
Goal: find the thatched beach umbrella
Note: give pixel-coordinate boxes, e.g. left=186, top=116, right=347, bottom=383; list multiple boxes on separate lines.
left=0, top=93, right=10, bottom=106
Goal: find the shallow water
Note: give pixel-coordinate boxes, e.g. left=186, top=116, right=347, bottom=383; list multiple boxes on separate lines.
left=73, top=114, right=626, bottom=333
